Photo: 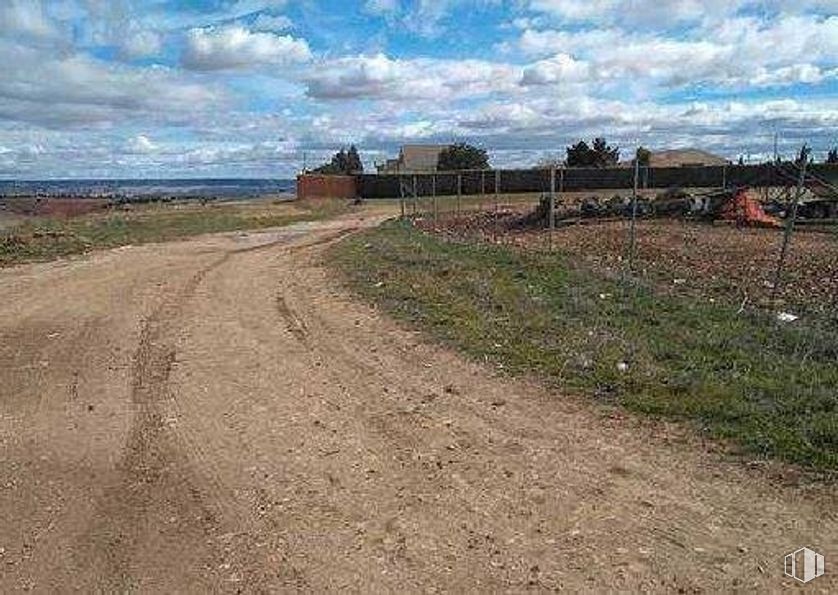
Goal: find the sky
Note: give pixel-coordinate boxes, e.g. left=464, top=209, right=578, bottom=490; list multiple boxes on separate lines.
left=0, top=0, right=837, bottom=179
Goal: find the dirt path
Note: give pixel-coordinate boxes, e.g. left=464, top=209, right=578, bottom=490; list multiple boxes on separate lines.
left=0, top=213, right=834, bottom=592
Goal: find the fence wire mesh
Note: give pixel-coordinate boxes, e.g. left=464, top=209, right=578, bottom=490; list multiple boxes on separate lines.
left=394, top=147, right=837, bottom=469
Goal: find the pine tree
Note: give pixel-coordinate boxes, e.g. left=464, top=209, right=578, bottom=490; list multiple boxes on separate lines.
left=565, top=138, right=620, bottom=167
left=437, top=143, right=490, bottom=171
left=313, top=146, right=364, bottom=174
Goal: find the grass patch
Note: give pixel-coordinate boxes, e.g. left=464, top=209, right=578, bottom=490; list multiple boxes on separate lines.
left=0, top=199, right=347, bottom=266
left=330, top=219, right=838, bottom=471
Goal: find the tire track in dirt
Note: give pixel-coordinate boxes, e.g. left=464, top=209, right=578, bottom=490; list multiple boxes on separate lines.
left=273, top=229, right=364, bottom=348
left=86, top=234, right=304, bottom=591
left=86, top=254, right=223, bottom=591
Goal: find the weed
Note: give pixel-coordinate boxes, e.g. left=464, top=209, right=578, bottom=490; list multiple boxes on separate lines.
left=331, top=220, right=838, bottom=470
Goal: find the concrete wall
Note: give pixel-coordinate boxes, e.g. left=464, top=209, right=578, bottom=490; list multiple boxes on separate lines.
left=297, top=174, right=357, bottom=199
left=356, top=164, right=838, bottom=199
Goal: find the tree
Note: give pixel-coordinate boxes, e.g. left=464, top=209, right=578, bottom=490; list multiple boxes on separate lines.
left=826, top=148, right=838, bottom=164
left=313, top=145, right=364, bottom=174
left=346, top=145, right=363, bottom=173
left=636, top=146, right=651, bottom=167
left=794, top=145, right=812, bottom=167
left=565, top=141, right=592, bottom=167
left=591, top=137, right=620, bottom=167
left=437, top=143, right=490, bottom=171
left=565, top=137, right=620, bottom=167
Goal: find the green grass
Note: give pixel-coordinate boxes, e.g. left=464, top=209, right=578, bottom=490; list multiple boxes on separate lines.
left=0, top=200, right=346, bottom=266
left=330, top=219, right=838, bottom=472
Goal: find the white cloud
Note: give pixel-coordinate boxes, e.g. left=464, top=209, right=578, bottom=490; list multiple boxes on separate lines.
left=529, top=0, right=619, bottom=22
left=0, top=39, right=225, bottom=128
left=526, top=0, right=837, bottom=27
left=0, top=0, right=58, bottom=40
left=520, top=53, right=591, bottom=85
left=1, top=0, right=836, bottom=179
left=119, top=29, right=163, bottom=59
left=126, top=134, right=158, bottom=154
left=182, top=25, right=312, bottom=71
left=223, top=0, right=289, bottom=21
left=750, top=64, right=837, bottom=86
left=252, top=14, right=293, bottom=31
left=305, top=53, right=520, bottom=101
left=514, top=14, right=838, bottom=89
left=365, top=0, right=400, bottom=15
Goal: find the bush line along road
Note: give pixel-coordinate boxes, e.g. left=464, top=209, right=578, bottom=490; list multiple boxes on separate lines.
left=0, top=205, right=835, bottom=591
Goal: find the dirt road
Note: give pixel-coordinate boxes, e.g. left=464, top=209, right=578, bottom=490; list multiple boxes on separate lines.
left=0, top=213, right=834, bottom=592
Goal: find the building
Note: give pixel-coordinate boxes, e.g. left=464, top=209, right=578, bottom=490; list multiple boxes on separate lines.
left=646, top=149, right=729, bottom=168
left=376, top=145, right=451, bottom=173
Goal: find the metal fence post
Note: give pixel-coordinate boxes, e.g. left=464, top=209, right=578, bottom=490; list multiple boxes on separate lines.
left=480, top=170, right=485, bottom=212
left=457, top=173, right=462, bottom=216
left=494, top=169, right=500, bottom=242
left=771, top=145, right=809, bottom=305
left=432, top=174, right=437, bottom=225
left=399, top=176, right=405, bottom=218
left=549, top=166, right=556, bottom=232
left=628, top=149, right=641, bottom=273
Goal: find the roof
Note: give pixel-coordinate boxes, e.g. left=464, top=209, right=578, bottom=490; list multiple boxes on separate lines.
left=376, top=158, right=401, bottom=173
left=649, top=149, right=729, bottom=167
left=399, top=145, right=450, bottom=172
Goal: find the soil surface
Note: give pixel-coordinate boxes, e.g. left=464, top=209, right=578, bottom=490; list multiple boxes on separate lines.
left=420, top=212, right=838, bottom=315
left=0, top=212, right=835, bottom=592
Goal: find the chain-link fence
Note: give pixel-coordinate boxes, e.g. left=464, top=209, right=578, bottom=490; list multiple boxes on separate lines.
left=391, top=148, right=837, bottom=469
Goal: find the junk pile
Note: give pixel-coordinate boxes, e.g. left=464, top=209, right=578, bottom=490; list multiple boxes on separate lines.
left=534, top=187, right=782, bottom=228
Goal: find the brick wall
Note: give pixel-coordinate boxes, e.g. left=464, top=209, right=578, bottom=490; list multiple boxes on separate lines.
left=296, top=174, right=357, bottom=199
